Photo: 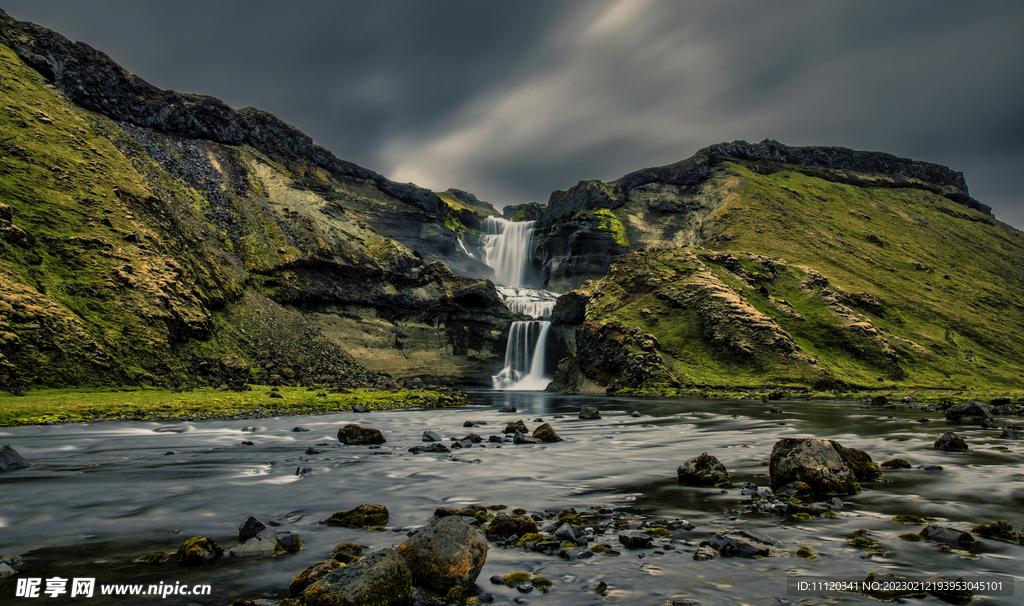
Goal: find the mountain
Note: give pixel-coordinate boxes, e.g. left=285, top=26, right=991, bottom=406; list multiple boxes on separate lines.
left=3, top=10, right=1022, bottom=397
left=0, top=10, right=510, bottom=390
left=543, top=140, right=1024, bottom=393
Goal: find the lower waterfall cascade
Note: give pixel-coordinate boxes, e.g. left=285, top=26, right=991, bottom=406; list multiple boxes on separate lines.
left=483, top=216, right=558, bottom=390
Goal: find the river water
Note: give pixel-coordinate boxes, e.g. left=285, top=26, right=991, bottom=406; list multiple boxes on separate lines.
left=1, top=392, right=1021, bottom=605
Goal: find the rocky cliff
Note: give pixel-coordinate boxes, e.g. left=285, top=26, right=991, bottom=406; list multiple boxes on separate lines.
left=0, top=11, right=510, bottom=390
left=547, top=154, right=1024, bottom=393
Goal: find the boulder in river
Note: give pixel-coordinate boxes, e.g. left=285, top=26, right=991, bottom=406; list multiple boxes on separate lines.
left=944, top=400, right=994, bottom=427
left=301, top=548, right=411, bottom=606
left=502, top=420, right=529, bottom=434
left=918, top=524, right=976, bottom=545
left=677, top=452, right=729, bottom=486
left=175, top=537, right=223, bottom=567
left=239, top=515, right=268, bottom=541
left=230, top=527, right=283, bottom=558
left=338, top=424, right=386, bottom=445
left=532, top=423, right=562, bottom=442
left=409, top=443, right=451, bottom=454
left=579, top=406, right=601, bottom=419
left=881, top=458, right=912, bottom=469
left=934, top=431, right=968, bottom=452
left=513, top=432, right=538, bottom=444
left=396, top=515, right=487, bottom=592
left=769, top=438, right=861, bottom=497
left=0, top=445, right=30, bottom=472
left=971, top=519, right=1024, bottom=544
left=322, top=504, right=390, bottom=528
left=486, top=514, right=538, bottom=539
left=1001, top=423, right=1022, bottom=439
left=422, top=430, right=443, bottom=442
left=498, top=404, right=517, bottom=412
left=708, top=531, right=774, bottom=557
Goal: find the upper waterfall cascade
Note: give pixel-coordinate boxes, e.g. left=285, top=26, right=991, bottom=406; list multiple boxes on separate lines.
left=482, top=217, right=535, bottom=288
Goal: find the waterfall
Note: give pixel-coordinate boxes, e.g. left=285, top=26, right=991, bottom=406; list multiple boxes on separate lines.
left=492, top=321, right=552, bottom=390
left=484, top=216, right=555, bottom=390
left=482, top=217, right=535, bottom=288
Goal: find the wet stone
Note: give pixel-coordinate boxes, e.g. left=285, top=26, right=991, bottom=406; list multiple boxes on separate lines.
left=934, top=432, right=969, bottom=452
left=579, top=406, right=601, bottom=419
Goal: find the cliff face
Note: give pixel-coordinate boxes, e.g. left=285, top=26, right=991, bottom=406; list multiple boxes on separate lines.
left=548, top=157, right=1024, bottom=393
left=535, top=139, right=990, bottom=292
left=0, top=11, right=509, bottom=390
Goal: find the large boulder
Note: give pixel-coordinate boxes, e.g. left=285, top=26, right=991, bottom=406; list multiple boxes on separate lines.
left=677, top=452, right=729, bottom=485
left=945, top=401, right=994, bottom=427
left=579, top=406, right=601, bottom=419
left=338, top=424, right=386, bottom=445
left=322, top=504, right=389, bottom=528
left=301, top=548, right=412, bottom=606
left=502, top=420, right=529, bottom=434
left=769, top=438, right=861, bottom=497
left=290, top=559, right=343, bottom=597
left=0, top=445, right=30, bottom=472
left=175, top=537, right=223, bottom=567
left=396, top=516, right=487, bottom=592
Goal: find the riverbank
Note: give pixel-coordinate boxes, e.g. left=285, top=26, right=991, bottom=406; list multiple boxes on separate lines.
left=0, top=386, right=466, bottom=427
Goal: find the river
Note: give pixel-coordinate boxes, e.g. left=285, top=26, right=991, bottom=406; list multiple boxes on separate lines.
left=1, top=391, right=1021, bottom=604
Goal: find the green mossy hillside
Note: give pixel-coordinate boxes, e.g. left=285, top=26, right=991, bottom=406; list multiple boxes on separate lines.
left=552, top=162, right=1024, bottom=392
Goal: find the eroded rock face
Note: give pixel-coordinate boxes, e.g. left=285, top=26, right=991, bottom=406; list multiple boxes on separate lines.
left=769, top=438, right=861, bottom=497
left=396, top=516, right=487, bottom=592
left=677, top=453, right=730, bottom=486
left=301, top=548, right=412, bottom=606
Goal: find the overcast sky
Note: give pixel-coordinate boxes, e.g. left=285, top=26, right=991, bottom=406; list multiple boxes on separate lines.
left=4, top=1, right=1023, bottom=226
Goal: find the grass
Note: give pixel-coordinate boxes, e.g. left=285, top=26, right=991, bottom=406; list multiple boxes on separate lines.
left=0, top=386, right=462, bottom=427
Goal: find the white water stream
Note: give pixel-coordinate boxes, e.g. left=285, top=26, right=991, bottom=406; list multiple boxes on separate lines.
left=482, top=217, right=557, bottom=390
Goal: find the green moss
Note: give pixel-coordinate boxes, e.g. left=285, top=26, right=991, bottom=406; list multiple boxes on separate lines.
left=0, top=386, right=463, bottom=427
left=516, top=533, right=547, bottom=546
left=892, top=515, right=928, bottom=525
left=898, top=533, right=924, bottom=542
left=590, top=545, right=610, bottom=553
left=503, top=572, right=532, bottom=586
left=795, top=546, right=818, bottom=559
left=643, top=528, right=671, bottom=538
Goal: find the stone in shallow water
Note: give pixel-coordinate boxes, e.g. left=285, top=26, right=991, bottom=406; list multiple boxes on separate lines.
left=933, top=432, right=968, bottom=452
left=769, top=438, right=861, bottom=497
left=301, top=549, right=412, bottom=606
left=338, top=424, right=386, bottom=445
left=175, top=537, right=223, bottom=567
left=579, top=406, right=601, bottom=419
left=396, top=516, right=487, bottom=592
left=971, top=519, right=1024, bottom=544
left=0, top=445, right=30, bottom=472
left=322, top=504, right=389, bottom=528
left=677, top=452, right=729, bottom=486
left=918, top=524, right=976, bottom=545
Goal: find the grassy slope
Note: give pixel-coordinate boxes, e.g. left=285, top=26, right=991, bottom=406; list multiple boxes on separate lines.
left=705, top=163, right=1024, bottom=390
left=582, top=162, right=1024, bottom=392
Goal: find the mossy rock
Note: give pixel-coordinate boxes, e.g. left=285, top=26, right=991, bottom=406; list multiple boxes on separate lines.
left=301, top=548, right=411, bottom=606
left=322, top=504, right=389, bottom=528
left=898, top=533, right=924, bottom=542
left=881, top=458, right=912, bottom=469
left=590, top=544, right=610, bottom=553
left=486, top=514, right=538, bottom=539
left=531, top=577, right=554, bottom=592
left=971, top=520, right=1024, bottom=544
left=175, top=537, right=223, bottom=567
left=795, top=546, right=818, bottom=560
left=132, top=551, right=171, bottom=565
left=503, top=572, right=532, bottom=587
left=290, top=559, right=343, bottom=597
left=643, top=527, right=671, bottom=538
left=516, top=533, right=548, bottom=547
left=892, top=515, right=928, bottom=525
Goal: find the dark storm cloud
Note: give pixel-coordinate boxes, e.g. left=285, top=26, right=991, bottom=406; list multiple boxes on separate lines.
left=3, top=1, right=1022, bottom=226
